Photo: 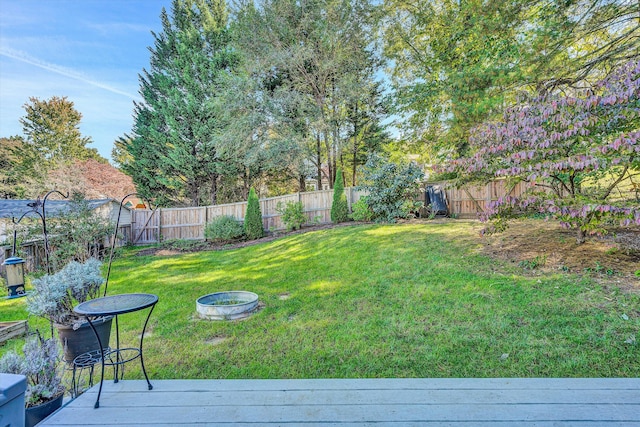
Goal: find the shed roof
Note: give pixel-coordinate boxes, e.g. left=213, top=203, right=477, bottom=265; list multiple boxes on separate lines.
left=0, top=199, right=125, bottom=219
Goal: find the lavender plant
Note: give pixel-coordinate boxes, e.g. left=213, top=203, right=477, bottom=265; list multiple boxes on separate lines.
left=0, top=335, right=64, bottom=407
left=27, top=258, right=104, bottom=327
left=450, top=60, right=640, bottom=243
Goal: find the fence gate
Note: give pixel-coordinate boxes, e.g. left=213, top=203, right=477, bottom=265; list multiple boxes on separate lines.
left=131, top=209, right=159, bottom=244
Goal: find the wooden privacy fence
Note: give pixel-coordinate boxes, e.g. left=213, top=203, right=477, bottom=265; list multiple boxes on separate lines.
left=436, top=179, right=533, bottom=219
left=131, top=188, right=365, bottom=244
left=130, top=181, right=531, bottom=244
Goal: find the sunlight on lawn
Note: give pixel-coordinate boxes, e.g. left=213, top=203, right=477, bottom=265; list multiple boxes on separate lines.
left=1, top=222, right=638, bottom=379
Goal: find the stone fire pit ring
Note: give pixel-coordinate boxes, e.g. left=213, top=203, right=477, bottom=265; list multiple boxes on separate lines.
left=196, top=291, right=259, bottom=320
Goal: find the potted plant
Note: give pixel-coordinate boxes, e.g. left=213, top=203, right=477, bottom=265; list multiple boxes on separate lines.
left=26, top=258, right=112, bottom=363
left=0, top=334, right=65, bottom=427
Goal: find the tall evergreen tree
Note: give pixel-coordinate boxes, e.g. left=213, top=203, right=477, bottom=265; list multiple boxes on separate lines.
left=331, top=168, right=349, bottom=223
left=125, top=0, right=237, bottom=206
left=244, top=187, right=264, bottom=239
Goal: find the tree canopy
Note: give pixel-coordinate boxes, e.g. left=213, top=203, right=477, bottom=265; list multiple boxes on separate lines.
left=123, top=0, right=237, bottom=207
left=450, top=60, right=640, bottom=243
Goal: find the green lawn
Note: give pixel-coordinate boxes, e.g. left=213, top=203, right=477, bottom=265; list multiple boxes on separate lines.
left=2, top=221, right=638, bottom=379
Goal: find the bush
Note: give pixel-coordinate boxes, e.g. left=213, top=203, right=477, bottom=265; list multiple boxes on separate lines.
left=26, top=194, right=112, bottom=271
left=276, top=201, right=306, bottom=231
left=357, top=154, right=424, bottom=222
left=350, top=197, right=374, bottom=222
left=331, top=168, right=349, bottom=223
left=205, top=215, right=245, bottom=242
left=0, top=334, right=64, bottom=407
left=244, top=187, right=264, bottom=239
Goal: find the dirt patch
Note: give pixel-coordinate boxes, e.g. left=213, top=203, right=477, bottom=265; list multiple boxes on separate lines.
left=480, top=219, right=640, bottom=291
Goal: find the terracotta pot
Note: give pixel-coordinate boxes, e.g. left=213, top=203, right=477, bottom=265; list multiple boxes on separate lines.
left=25, top=392, right=63, bottom=427
left=56, top=316, right=113, bottom=363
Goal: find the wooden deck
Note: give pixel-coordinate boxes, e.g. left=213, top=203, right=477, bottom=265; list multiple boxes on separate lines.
left=40, top=378, right=640, bottom=426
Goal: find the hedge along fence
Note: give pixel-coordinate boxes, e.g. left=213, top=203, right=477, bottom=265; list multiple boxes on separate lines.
left=131, top=188, right=365, bottom=244
left=129, top=181, right=531, bottom=244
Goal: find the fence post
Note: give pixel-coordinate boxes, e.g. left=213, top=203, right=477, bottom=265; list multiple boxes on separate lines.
left=158, top=208, right=162, bottom=244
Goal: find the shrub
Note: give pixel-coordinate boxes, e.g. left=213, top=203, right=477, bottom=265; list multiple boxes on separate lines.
left=276, top=201, right=306, bottom=231
left=244, top=187, right=264, bottom=239
left=27, top=258, right=104, bottom=327
left=357, top=153, right=424, bottom=222
left=26, top=194, right=112, bottom=271
left=331, top=168, right=349, bottom=223
left=350, top=197, right=374, bottom=222
left=0, top=334, right=64, bottom=407
left=205, top=215, right=244, bottom=242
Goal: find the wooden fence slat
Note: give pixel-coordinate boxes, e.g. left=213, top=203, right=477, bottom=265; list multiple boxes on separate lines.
left=129, top=182, right=530, bottom=244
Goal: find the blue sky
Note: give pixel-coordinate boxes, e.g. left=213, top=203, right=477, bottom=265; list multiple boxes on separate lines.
left=0, top=0, right=173, bottom=161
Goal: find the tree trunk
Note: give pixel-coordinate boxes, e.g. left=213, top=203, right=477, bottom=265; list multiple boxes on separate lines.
left=299, top=174, right=306, bottom=192
left=576, top=228, right=586, bottom=244
left=324, top=133, right=333, bottom=189
left=210, top=173, right=218, bottom=206
left=190, top=181, right=199, bottom=207
left=316, top=134, right=322, bottom=190
left=352, top=102, right=358, bottom=187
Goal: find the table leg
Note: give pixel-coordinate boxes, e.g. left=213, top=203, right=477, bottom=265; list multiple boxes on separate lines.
left=85, top=316, right=105, bottom=409
left=139, top=303, right=156, bottom=390
left=114, top=315, right=120, bottom=383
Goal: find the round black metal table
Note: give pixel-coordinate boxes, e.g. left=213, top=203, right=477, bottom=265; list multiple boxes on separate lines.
left=74, top=293, right=158, bottom=408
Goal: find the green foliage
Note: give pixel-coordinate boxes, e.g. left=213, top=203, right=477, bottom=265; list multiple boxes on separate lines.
left=244, top=187, right=264, bottom=239
left=5, top=222, right=639, bottom=378
left=232, top=0, right=387, bottom=191
left=20, top=96, right=100, bottom=166
left=350, top=197, right=374, bottom=222
left=518, top=255, right=547, bottom=270
left=331, top=169, right=349, bottom=223
left=276, top=201, right=306, bottom=231
left=357, top=154, right=423, bottom=222
left=382, top=0, right=640, bottom=159
left=0, top=334, right=64, bottom=407
left=23, top=195, right=112, bottom=271
left=27, top=258, right=104, bottom=326
left=125, top=0, right=238, bottom=206
left=205, top=215, right=245, bottom=242
left=160, top=239, right=208, bottom=252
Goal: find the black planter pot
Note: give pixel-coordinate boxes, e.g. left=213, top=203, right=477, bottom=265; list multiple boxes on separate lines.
left=25, top=393, right=63, bottom=427
left=56, top=316, right=113, bottom=363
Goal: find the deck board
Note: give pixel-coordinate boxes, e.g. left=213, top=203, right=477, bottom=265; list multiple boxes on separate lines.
left=39, top=378, right=640, bottom=426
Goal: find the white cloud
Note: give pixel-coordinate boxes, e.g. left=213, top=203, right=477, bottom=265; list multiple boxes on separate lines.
left=0, top=46, right=141, bottom=101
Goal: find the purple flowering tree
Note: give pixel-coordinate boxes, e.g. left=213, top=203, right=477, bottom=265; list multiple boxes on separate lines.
left=450, top=61, right=640, bottom=243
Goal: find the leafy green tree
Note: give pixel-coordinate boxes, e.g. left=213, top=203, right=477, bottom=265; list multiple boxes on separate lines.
left=382, top=0, right=640, bottom=159
left=8, top=97, right=104, bottom=197
left=358, top=154, right=424, bottom=222
left=244, top=187, right=264, bottom=239
left=20, top=96, right=101, bottom=166
left=0, top=136, right=27, bottom=198
left=331, top=168, right=349, bottom=223
left=125, top=0, right=237, bottom=206
left=232, top=0, right=386, bottom=190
